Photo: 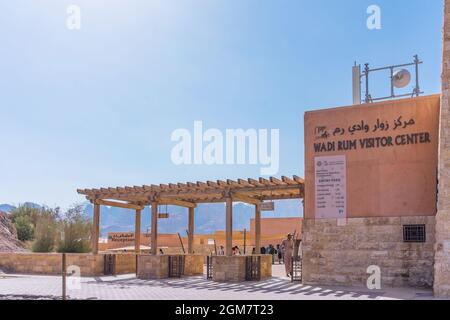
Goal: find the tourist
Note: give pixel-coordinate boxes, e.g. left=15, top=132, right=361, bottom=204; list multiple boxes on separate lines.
left=276, top=244, right=283, bottom=264
left=281, top=234, right=294, bottom=277
left=268, top=244, right=275, bottom=264
left=260, top=246, right=266, bottom=254
left=159, top=248, right=164, bottom=255
left=218, top=246, right=225, bottom=255
left=252, top=247, right=256, bottom=255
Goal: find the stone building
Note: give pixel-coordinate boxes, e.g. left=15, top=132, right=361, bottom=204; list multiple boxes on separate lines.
left=301, top=1, right=450, bottom=296
left=302, top=95, right=440, bottom=288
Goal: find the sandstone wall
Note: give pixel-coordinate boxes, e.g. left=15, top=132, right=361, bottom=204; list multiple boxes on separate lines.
left=213, top=256, right=246, bottom=282
left=115, top=253, right=137, bottom=274
left=212, top=255, right=272, bottom=282
left=302, top=216, right=435, bottom=288
left=0, top=253, right=136, bottom=276
left=137, top=255, right=169, bottom=279
left=434, top=0, right=450, bottom=298
left=184, top=255, right=204, bottom=276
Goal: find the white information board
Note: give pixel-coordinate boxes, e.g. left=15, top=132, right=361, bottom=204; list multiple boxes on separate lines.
left=314, top=155, right=347, bottom=219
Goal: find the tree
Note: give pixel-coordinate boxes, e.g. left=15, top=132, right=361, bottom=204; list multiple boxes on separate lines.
left=57, top=205, right=92, bottom=253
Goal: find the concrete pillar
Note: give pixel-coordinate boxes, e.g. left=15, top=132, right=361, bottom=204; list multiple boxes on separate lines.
left=188, top=207, right=194, bottom=254
left=225, top=197, right=233, bottom=256
left=92, top=203, right=100, bottom=254
left=434, top=0, right=450, bottom=298
left=151, top=202, right=158, bottom=255
left=135, top=209, right=141, bottom=254
left=254, top=204, right=261, bottom=254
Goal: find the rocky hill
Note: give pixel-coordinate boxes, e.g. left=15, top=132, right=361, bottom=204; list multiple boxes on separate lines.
left=0, top=211, right=25, bottom=252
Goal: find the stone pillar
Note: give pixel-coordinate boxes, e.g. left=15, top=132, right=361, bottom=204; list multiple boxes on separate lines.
left=434, top=0, right=450, bottom=298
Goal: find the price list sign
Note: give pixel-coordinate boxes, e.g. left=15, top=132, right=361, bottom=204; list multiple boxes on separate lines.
left=314, top=155, right=347, bottom=219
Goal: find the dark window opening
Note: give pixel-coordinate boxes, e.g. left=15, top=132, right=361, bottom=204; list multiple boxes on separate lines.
left=403, top=224, right=426, bottom=243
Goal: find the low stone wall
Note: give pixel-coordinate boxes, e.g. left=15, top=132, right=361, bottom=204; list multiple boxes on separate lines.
left=260, top=255, right=273, bottom=279
left=137, top=254, right=205, bottom=279
left=302, top=216, right=435, bottom=288
left=213, top=256, right=246, bottom=282
left=184, top=255, right=204, bottom=276
left=0, top=253, right=104, bottom=276
left=66, top=254, right=104, bottom=276
left=115, top=253, right=137, bottom=275
left=0, top=253, right=137, bottom=276
left=137, top=255, right=169, bottom=279
left=213, top=255, right=272, bottom=282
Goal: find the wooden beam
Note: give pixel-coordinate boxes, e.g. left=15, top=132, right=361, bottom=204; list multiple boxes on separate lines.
left=225, top=197, right=233, bottom=256
left=159, top=198, right=197, bottom=208
left=151, top=201, right=158, bottom=255
left=96, top=199, right=144, bottom=211
left=188, top=207, right=194, bottom=254
left=135, top=209, right=141, bottom=254
left=255, top=203, right=261, bottom=255
left=232, top=193, right=262, bottom=205
left=92, top=204, right=100, bottom=254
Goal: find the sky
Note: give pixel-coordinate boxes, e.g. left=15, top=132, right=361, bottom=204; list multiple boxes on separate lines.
left=0, top=0, right=444, bottom=209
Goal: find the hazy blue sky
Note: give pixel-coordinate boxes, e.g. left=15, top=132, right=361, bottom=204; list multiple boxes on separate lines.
left=0, top=0, right=443, bottom=208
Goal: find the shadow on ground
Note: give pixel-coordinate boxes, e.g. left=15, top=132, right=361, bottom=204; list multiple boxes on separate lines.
left=86, top=275, right=386, bottom=300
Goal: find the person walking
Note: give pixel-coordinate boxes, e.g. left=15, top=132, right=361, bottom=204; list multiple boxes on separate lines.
left=218, top=246, right=225, bottom=256
left=281, top=234, right=294, bottom=277
left=268, top=244, right=275, bottom=264
left=276, top=244, right=283, bottom=264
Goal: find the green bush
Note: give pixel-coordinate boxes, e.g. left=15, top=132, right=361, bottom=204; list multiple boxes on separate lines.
left=32, top=213, right=57, bottom=252
left=14, top=215, right=35, bottom=242
left=57, top=205, right=92, bottom=253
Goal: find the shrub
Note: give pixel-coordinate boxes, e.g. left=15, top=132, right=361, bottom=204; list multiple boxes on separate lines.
left=57, top=205, right=92, bottom=253
left=32, top=212, right=58, bottom=252
left=14, top=215, right=34, bottom=242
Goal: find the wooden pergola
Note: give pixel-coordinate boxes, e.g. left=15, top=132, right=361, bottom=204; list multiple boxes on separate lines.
left=77, top=175, right=304, bottom=256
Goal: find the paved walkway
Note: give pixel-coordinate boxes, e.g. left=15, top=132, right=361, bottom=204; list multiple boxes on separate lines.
left=0, top=265, right=435, bottom=300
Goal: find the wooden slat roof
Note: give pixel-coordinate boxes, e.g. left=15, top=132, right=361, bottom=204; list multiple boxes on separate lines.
left=77, top=175, right=304, bottom=206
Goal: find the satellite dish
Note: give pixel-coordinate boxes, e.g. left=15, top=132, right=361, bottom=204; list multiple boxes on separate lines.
left=393, top=69, right=411, bottom=88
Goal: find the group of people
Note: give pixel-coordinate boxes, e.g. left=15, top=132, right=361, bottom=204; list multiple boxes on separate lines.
left=216, top=233, right=296, bottom=277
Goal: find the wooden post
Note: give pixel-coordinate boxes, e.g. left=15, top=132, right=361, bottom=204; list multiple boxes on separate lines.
left=178, top=233, right=186, bottom=254
left=92, top=203, right=100, bottom=254
left=225, top=197, right=233, bottom=256
left=151, top=201, right=158, bottom=255
left=243, top=228, right=247, bottom=255
left=62, top=253, right=66, bottom=300
left=135, top=209, right=141, bottom=254
left=188, top=207, right=194, bottom=254
left=255, top=203, right=261, bottom=255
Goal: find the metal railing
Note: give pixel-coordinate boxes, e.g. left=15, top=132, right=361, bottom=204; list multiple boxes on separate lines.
left=206, top=255, right=213, bottom=280
left=245, top=256, right=261, bottom=281
left=168, top=255, right=185, bottom=278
